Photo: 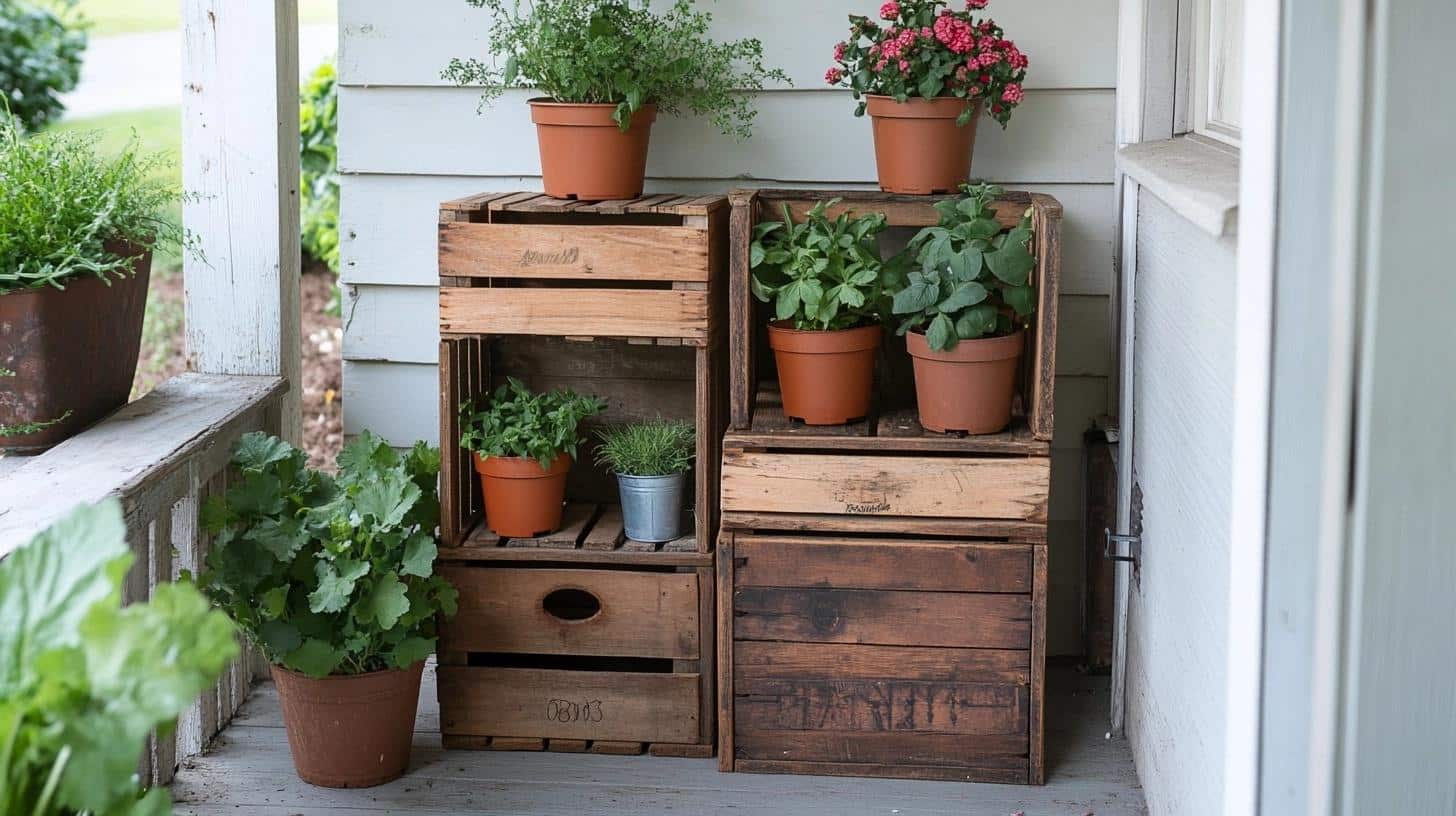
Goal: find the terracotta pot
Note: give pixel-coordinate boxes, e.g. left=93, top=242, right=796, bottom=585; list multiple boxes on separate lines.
left=272, top=662, right=424, bottom=788
left=474, top=451, right=572, bottom=537
left=0, top=242, right=151, bottom=454
left=767, top=321, right=881, bottom=425
left=907, top=329, right=1024, bottom=434
left=529, top=99, right=656, bottom=200
left=865, top=95, right=981, bottom=194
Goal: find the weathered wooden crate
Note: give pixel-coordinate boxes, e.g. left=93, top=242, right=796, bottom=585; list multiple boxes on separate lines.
left=436, top=192, right=729, bottom=556
left=437, top=560, right=715, bottom=757
left=726, top=188, right=1062, bottom=441
left=717, top=529, right=1047, bottom=784
left=439, top=192, right=728, bottom=345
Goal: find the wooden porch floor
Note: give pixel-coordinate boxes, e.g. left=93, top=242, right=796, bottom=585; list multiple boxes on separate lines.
left=172, top=665, right=1144, bottom=815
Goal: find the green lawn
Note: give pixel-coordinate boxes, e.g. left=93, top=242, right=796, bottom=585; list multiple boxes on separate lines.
left=76, top=0, right=336, bottom=37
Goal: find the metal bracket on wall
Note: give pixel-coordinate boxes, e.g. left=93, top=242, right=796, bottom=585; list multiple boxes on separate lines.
left=1104, top=529, right=1141, bottom=568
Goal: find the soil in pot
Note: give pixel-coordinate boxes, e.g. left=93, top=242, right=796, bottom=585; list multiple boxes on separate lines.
left=767, top=320, right=881, bottom=425
left=0, top=244, right=151, bottom=453
left=907, top=329, right=1024, bottom=434
left=272, top=661, right=425, bottom=788
left=530, top=100, right=656, bottom=200
left=865, top=95, right=980, bottom=195
left=616, top=472, right=686, bottom=543
left=474, top=451, right=572, bottom=537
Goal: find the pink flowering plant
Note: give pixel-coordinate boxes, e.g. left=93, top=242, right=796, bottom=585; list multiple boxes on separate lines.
left=827, top=0, right=1029, bottom=127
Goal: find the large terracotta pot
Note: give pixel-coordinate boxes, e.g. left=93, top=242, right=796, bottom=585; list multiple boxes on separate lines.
left=272, top=662, right=425, bottom=788
left=767, top=321, right=881, bottom=425
left=866, top=95, right=981, bottom=194
left=529, top=99, right=656, bottom=200
left=0, top=242, right=151, bottom=454
left=474, top=451, right=572, bottom=537
left=907, top=329, right=1024, bottom=434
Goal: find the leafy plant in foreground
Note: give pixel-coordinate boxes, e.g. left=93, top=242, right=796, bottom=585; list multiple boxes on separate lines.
left=460, top=377, right=607, bottom=468
left=444, top=0, right=789, bottom=135
left=890, top=182, right=1036, bottom=351
left=750, top=199, right=901, bottom=331
left=198, top=432, right=458, bottom=678
left=0, top=499, right=238, bottom=816
left=596, top=419, right=695, bottom=476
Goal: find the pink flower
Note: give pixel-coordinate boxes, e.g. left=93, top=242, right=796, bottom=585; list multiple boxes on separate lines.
left=1001, top=83, right=1024, bottom=103
left=899, top=59, right=911, bottom=71
left=833, top=41, right=848, bottom=61
left=880, top=1, right=900, bottom=20
left=825, top=66, right=845, bottom=84
left=874, top=58, right=888, bottom=71
left=978, top=72, right=992, bottom=84
left=967, top=0, right=989, bottom=8
left=978, top=51, right=1002, bottom=67
left=967, top=84, right=983, bottom=96
left=933, top=14, right=975, bottom=53
left=1009, top=51, right=1029, bottom=69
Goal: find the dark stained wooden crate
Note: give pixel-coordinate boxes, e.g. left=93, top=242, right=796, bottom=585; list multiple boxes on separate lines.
left=437, top=560, right=715, bottom=757
left=726, top=188, right=1062, bottom=441
left=717, top=529, right=1048, bottom=784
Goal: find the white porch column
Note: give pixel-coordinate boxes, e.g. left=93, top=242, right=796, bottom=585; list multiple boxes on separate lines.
left=181, top=0, right=302, bottom=443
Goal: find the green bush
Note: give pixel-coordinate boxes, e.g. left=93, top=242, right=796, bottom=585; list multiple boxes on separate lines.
left=460, top=378, right=606, bottom=467
left=300, top=58, right=339, bottom=274
left=0, top=115, right=180, bottom=293
left=596, top=420, right=695, bottom=476
left=0, top=0, right=86, bottom=132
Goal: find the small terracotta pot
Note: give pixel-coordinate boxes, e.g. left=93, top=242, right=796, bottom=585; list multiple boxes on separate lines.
left=865, top=95, right=981, bottom=195
left=529, top=99, right=656, bottom=200
left=907, top=329, right=1024, bottom=434
left=767, top=321, right=881, bottom=425
left=272, top=662, right=424, bottom=788
left=474, top=451, right=572, bottom=537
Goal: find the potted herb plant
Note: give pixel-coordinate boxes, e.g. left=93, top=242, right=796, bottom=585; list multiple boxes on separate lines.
left=444, top=0, right=788, bottom=200
left=460, top=377, right=606, bottom=537
left=890, top=182, right=1035, bottom=433
left=596, top=419, right=695, bottom=542
left=750, top=199, right=899, bottom=425
left=0, top=113, right=181, bottom=452
left=197, top=432, right=459, bottom=788
left=827, top=0, right=1029, bottom=194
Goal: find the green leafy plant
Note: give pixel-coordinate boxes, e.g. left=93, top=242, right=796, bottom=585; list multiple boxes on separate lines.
left=0, top=113, right=181, bottom=293
left=749, top=199, right=900, bottom=331
left=300, top=58, right=339, bottom=276
left=889, top=182, right=1036, bottom=351
left=0, top=499, right=238, bottom=816
left=444, top=0, right=789, bottom=136
left=0, top=0, right=87, bottom=132
left=460, top=377, right=607, bottom=468
left=197, top=432, right=459, bottom=678
left=595, top=419, right=694, bottom=476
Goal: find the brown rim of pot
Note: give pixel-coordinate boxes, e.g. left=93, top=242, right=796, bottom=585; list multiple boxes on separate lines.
left=864, top=94, right=977, bottom=119
left=473, top=451, right=572, bottom=478
left=528, top=98, right=658, bottom=127
left=766, top=320, right=883, bottom=352
left=905, top=327, right=1025, bottom=361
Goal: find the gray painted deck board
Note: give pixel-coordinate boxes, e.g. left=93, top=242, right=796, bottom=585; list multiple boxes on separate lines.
left=172, top=665, right=1144, bottom=815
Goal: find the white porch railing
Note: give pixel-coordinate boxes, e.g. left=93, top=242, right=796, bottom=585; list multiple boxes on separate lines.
left=0, top=372, right=287, bottom=785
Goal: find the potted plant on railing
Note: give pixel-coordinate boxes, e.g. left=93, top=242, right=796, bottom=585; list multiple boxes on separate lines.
left=749, top=199, right=899, bottom=425
left=444, top=0, right=788, bottom=200
left=890, top=182, right=1035, bottom=433
left=0, top=110, right=182, bottom=452
left=460, top=377, right=606, bottom=537
left=596, top=419, right=695, bottom=542
left=827, top=0, right=1029, bottom=194
left=197, top=431, right=459, bottom=788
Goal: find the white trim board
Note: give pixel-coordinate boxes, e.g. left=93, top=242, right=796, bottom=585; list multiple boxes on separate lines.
left=1117, top=136, right=1239, bottom=236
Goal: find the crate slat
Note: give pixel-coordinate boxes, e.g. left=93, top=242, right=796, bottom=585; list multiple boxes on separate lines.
left=439, top=223, right=711, bottom=282
left=440, top=287, right=709, bottom=342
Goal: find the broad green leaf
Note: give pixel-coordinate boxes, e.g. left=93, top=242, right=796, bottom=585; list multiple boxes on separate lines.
left=244, top=516, right=309, bottom=562
left=356, top=572, right=411, bottom=631
left=258, top=618, right=302, bottom=656
left=400, top=533, right=438, bottom=578
left=308, top=558, right=370, bottom=614
left=955, top=303, right=999, bottom=339
left=354, top=469, right=421, bottom=529
left=774, top=280, right=801, bottom=321
left=926, top=313, right=956, bottom=351
left=947, top=247, right=983, bottom=282
left=892, top=279, right=939, bottom=315
left=749, top=243, right=765, bottom=267
left=260, top=585, right=290, bottom=619
left=391, top=636, right=435, bottom=669
left=233, top=432, right=295, bottom=472
left=286, top=637, right=342, bottom=678
left=985, top=228, right=1035, bottom=285
left=228, top=471, right=286, bottom=518
left=936, top=282, right=989, bottom=313
left=1003, top=284, right=1036, bottom=316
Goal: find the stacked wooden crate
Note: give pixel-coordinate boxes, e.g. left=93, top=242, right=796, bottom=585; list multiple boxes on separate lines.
left=435, top=192, right=728, bottom=757
left=716, top=189, right=1061, bottom=783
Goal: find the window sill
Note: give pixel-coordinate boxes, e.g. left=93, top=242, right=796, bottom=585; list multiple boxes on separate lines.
left=1117, top=135, right=1239, bottom=237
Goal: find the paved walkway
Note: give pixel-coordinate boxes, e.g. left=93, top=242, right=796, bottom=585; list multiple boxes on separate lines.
left=61, top=24, right=337, bottom=120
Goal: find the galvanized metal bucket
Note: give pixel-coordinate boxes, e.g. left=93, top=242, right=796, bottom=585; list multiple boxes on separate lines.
left=616, top=472, right=686, bottom=543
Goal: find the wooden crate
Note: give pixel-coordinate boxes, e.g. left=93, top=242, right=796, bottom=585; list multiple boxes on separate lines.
left=717, top=529, right=1047, bottom=784
left=437, top=192, right=729, bottom=557
left=437, top=560, right=715, bottom=757
left=440, top=192, right=728, bottom=345
left=727, top=188, right=1062, bottom=440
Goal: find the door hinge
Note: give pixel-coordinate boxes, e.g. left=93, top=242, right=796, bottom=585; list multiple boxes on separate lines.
left=1104, top=528, right=1141, bottom=566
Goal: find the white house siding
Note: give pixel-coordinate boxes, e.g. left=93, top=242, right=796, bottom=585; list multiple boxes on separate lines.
left=337, top=0, right=1118, bottom=655
left=1125, top=190, right=1234, bottom=816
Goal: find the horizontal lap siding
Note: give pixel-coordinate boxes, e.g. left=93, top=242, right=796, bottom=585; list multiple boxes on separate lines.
left=337, top=0, right=1117, bottom=655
